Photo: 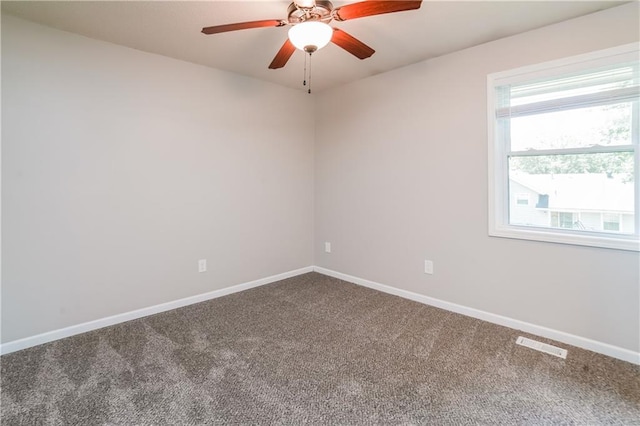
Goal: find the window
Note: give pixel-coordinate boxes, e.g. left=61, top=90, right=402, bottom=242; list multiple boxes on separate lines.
left=602, top=213, right=621, bottom=232
left=551, top=211, right=576, bottom=229
left=515, top=193, right=530, bottom=206
left=488, top=44, right=639, bottom=251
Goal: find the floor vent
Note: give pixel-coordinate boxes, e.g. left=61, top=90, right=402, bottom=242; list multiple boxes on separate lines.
left=516, top=336, right=567, bottom=359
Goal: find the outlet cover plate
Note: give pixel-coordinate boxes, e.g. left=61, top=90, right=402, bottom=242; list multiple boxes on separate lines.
left=424, top=260, right=433, bottom=274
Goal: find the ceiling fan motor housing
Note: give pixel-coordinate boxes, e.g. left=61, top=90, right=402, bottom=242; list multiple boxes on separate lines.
left=287, top=1, right=334, bottom=24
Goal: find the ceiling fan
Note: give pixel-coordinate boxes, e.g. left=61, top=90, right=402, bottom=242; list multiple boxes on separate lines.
left=201, top=1, right=423, bottom=70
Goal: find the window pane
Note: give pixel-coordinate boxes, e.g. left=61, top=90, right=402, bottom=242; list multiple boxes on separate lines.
left=508, top=153, right=635, bottom=234
left=560, top=212, right=576, bottom=229
left=603, top=213, right=621, bottom=231
left=516, top=193, right=529, bottom=205
left=510, top=102, right=633, bottom=151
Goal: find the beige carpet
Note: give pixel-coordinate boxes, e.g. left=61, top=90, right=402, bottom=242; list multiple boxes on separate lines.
left=2, top=272, right=639, bottom=424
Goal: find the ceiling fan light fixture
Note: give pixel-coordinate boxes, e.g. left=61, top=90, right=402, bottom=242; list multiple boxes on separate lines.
left=288, top=21, right=333, bottom=52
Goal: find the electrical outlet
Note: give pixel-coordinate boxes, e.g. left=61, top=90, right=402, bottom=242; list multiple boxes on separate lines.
left=198, top=259, right=207, bottom=273
left=325, top=242, right=331, bottom=253
left=424, top=260, right=433, bottom=275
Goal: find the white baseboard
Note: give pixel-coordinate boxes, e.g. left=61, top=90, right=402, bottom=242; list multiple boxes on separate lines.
left=3, top=265, right=638, bottom=365
left=0, top=266, right=314, bottom=356
left=313, top=266, right=640, bottom=365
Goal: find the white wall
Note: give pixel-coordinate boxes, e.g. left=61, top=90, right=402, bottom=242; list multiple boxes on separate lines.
left=1, top=15, right=314, bottom=343
left=314, top=4, right=640, bottom=353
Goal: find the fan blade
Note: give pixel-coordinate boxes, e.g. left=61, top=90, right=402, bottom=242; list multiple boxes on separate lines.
left=269, top=39, right=297, bottom=69
left=331, top=28, right=375, bottom=60
left=333, top=1, right=422, bottom=21
left=202, top=19, right=286, bottom=35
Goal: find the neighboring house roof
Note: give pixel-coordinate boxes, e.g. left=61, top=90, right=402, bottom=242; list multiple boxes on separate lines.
left=510, top=172, right=633, bottom=213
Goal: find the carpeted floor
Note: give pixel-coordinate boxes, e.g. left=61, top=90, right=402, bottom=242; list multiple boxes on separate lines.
left=2, top=272, right=639, bottom=424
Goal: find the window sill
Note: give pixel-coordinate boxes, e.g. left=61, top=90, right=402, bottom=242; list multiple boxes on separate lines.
left=489, top=225, right=640, bottom=252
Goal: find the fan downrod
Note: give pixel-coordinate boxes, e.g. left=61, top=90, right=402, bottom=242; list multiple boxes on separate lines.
left=287, top=1, right=334, bottom=24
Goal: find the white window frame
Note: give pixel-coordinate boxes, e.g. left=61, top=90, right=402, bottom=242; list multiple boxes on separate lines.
left=488, top=43, right=640, bottom=252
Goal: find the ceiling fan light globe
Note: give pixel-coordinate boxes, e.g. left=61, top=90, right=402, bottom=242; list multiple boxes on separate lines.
left=288, top=21, right=333, bottom=52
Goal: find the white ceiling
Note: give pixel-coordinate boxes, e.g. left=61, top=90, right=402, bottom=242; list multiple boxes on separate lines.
left=1, top=0, right=627, bottom=93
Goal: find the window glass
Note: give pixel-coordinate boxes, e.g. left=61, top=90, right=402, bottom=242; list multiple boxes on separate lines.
left=488, top=44, right=639, bottom=251
left=508, top=152, right=635, bottom=234
left=509, top=103, right=632, bottom=151
left=603, top=213, right=621, bottom=231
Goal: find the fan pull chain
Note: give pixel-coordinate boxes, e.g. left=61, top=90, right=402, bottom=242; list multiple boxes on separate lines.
left=303, top=53, right=308, bottom=87
left=307, top=52, right=312, bottom=94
